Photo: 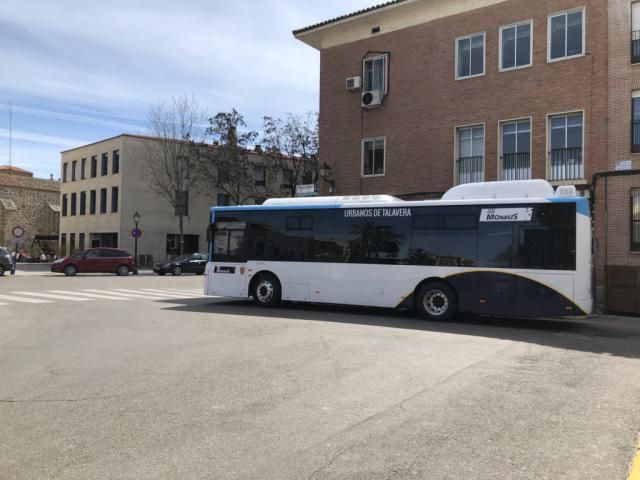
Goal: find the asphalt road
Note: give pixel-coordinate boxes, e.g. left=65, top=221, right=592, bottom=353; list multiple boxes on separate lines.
left=0, top=272, right=639, bottom=479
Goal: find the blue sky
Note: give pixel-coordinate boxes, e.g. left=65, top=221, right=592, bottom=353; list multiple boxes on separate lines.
left=0, top=0, right=374, bottom=178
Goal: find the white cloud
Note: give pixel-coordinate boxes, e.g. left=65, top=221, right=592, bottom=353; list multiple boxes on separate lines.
left=0, top=129, right=88, bottom=147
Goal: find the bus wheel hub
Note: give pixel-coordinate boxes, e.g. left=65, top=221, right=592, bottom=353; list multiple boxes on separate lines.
left=424, top=290, right=448, bottom=315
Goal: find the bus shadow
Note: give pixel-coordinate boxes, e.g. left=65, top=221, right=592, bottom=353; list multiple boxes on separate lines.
left=162, top=298, right=640, bottom=360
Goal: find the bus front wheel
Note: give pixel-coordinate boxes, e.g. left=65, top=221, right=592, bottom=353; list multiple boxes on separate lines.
left=415, top=282, right=457, bottom=321
left=251, top=273, right=281, bottom=308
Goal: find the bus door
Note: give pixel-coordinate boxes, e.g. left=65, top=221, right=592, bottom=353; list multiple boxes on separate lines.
left=209, top=221, right=248, bottom=298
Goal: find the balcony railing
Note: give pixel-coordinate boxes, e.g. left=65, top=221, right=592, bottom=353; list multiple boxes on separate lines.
left=549, top=147, right=583, bottom=181
left=501, top=152, right=531, bottom=181
left=457, top=156, right=484, bottom=184
left=633, top=31, right=640, bottom=64
left=633, top=120, right=640, bottom=153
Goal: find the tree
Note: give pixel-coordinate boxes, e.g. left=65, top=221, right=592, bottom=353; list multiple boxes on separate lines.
left=201, top=109, right=273, bottom=205
left=262, top=111, right=319, bottom=197
left=142, top=95, right=206, bottom=256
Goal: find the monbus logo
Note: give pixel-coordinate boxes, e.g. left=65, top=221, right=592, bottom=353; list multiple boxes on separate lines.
left=480, top=207, right=533, bottom=222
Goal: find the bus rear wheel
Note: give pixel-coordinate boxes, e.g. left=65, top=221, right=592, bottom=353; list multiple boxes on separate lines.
left=415, top=282, right=457, bottom=321
left=251, top=273, right=281, bottom=308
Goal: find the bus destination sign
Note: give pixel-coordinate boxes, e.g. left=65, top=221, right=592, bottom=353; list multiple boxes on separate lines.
left=344, top=208, right=412, bottom=218
left=480, top=207, right=533, bottom=222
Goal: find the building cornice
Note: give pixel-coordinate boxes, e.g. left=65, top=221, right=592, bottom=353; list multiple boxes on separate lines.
left=293, top=0, right=508, bottom=50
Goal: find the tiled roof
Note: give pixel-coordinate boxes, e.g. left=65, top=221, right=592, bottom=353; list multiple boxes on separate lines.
left=0, top=165, right=33, bottom=177
left=0, top=173, right=60, bottom=192
left=292, top=0, right=409, bottom=36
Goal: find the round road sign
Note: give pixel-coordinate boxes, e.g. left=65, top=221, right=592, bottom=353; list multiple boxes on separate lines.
left=11, top=226, right=24, bottom=238
left=131, top=228, right=142, bottom=238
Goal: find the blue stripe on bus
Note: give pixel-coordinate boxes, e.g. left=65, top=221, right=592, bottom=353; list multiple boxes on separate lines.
left=210, top=204, right=341, bottom=213
left=546, top=197, right=590, bottom=217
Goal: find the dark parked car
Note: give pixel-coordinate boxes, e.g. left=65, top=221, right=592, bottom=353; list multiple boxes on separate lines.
left=0, top=247, right=10, bottom=276
left=51, top=248, right=137, bottom=276
left=153, top=253, right=208, bottom=276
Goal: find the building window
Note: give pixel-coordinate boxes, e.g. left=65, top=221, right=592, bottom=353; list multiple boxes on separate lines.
left=254, top=165, right=266, bottom=186
left=91, top=156, right=97, bottom=177
left=362, top=54, right=388, bottom=93
left=500, top=21, right=532, bottom=71
left=362, top=137, right=385, bottom=177
left=62, top=194, right=68, bottom=216
left=217, top=193, right=231, bottom=206
left=100, top=188, right=107, bottom=214
left=111, top=187, right=119, bottom=213
left=71, top=160, right=77, bottom=181
left=456, top=125, right=484, bottom=184
left=175, top=190, right=189, bottom=216
left=101, top=153, right=108, bottom=176
left=548, top=8, right=584, bottom=62
left=500, top=119, right=531, bottom=180
left=62, top=162, right=68, bottom=183
left=70, top=233, right=76, bottom=255
left=456, top=32, right=485, bottom=79
left=632, top=189, right=640, bottom=251
left=70, top=193, right=77, bottom=216
left=90, top=190, right=96, bottom=215
left=632, top=2, right=640, bottom=63
left=80, top=191, right=86, bottom=215
left=81, top=158, right=86, bottom=179
left=549, top=112, right=583, bottom=181
left=112, top=150, right=120, bottom=174
left=633, top=91, right=640, bottom=153
left=79, top=233, right=85, bottom=252
left=60, top=233, right=67, bottom=257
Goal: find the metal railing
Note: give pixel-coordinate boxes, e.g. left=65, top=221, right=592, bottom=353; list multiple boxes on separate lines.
left=501, top=152, right=531, bottom=181
left=457, top=156, right=484, bottom=184
left=633, top=120, right=640, bottom=153
left=633, top=31, right=640, bottom=64
left=549, top=147, right=583, bottom=181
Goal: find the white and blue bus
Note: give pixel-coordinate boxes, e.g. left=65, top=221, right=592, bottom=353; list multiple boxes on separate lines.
left=204, top=180, right=591, bottom=320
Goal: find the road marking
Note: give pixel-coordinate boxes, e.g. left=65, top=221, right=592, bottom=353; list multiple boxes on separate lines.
left=11, top=291, right=92, bottom=302
left=139, top=288, right=205, bottom=297
left=148, top=288, right=202, bottom=295
left=111, top=289, right=174, bottom=298
left=140, top=288, right=200, bottom=298
left=0, top=294, right=51, bottom=304
left=628, top=435, right=640, bottom=480
left=88, top=289, right=170, bottom=299
left=48, top=290, right=132, bottom=301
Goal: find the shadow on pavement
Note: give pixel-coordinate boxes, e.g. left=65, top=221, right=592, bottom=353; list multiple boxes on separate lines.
left=161, top=297, right=640, bottom=360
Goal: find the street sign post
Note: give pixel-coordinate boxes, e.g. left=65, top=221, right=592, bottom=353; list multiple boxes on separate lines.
left=10, top=225, right=25, bottom=275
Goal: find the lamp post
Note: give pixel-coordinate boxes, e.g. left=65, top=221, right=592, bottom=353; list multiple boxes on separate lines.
left=132, top=211, right=141, bottom=268
left=318, top=162, right=335, bottom=194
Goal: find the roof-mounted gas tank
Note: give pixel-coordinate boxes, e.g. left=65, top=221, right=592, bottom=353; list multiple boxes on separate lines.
left=442, top=180, right=557, bottom=201
left=263, top=194, right=403, bottom=206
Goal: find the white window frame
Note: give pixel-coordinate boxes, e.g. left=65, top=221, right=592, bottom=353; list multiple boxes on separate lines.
left=362, top=54, right=389, bottom=94
left=545, top=110, right=586, bottom=182
left=498, top=117, right=533, bottom=180
left=499, top=20, right=533, bottom=72
left=361, top=137, right=386, bottom=178
left=547, top=7, right=586, bottom=63
left=455, top=32, right=486, bottom=80
left=453, top=123, right=485, bottom=185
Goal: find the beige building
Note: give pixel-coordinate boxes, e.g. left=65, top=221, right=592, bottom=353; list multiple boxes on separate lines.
left=59, top=134, right=283, bottom=265
left=0, top=165, right=59, bottom=254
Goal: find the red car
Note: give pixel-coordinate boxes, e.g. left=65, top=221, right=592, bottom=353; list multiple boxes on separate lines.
left=51, top=248, right=137, bottom=276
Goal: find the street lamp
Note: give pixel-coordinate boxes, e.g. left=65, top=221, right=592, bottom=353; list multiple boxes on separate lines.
left=318, top=162, right=335, bottom=193
left=133, top=211, right=141, bottom=268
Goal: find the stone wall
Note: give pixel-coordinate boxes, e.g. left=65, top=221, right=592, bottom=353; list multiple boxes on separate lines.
left=0, top=178, right=60, bottom=254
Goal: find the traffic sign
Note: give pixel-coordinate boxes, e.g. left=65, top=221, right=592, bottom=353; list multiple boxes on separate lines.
left=131, top=228, right=142, bottom=238
left=11, top=225, right=24, bottom=238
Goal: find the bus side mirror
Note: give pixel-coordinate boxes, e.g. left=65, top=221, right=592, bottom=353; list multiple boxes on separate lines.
left=207, top=224, right=213, bottom=243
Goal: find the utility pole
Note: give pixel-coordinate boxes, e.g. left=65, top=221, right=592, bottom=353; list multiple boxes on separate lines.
left=8, top=101, right=12, bottom=167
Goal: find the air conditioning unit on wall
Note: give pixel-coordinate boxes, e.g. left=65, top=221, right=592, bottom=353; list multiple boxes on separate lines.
left=346, top=76, right=361, bottom=91
left=361, top=90, right=383, bottom=108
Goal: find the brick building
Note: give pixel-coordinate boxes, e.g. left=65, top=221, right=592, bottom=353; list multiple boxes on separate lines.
left=294, top=0, right=640, bottom=311
left=0, top=165, right=60, bottom=255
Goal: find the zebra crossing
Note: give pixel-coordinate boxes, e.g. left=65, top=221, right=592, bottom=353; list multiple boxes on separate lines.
left=0, top=288, right=211, bottom=306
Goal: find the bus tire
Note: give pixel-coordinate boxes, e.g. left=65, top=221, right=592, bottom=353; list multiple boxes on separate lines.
left=415, top=281, right=457, bottom=321
left=251, top=273, right=281, bottom=308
